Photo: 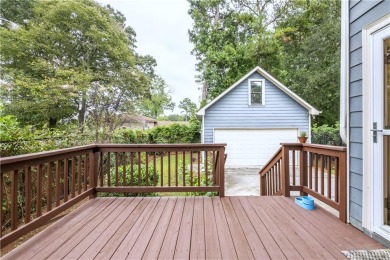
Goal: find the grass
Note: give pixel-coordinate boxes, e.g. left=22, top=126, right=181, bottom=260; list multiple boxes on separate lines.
left=152, top=152, right=210, bottom=196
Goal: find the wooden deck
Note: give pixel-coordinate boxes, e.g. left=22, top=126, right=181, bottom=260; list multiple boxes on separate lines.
left=2, top=196, right=384, bottom=260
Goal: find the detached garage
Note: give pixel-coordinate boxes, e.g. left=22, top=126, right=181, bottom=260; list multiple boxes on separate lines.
left=197, top=66, right=320, bottom=168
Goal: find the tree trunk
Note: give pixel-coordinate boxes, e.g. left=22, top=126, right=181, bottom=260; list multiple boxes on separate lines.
left=78, top=92, right=87, bottom=133
left=48, top=117, right=57, bottom=128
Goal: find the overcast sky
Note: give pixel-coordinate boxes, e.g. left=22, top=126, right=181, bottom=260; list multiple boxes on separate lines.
left=98, top=0, right=200, bottom=115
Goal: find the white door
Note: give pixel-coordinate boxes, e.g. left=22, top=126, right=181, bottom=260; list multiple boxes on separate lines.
left=214, top=128, right=298, bottom=167
left=371, top=26, right=390, bottom=239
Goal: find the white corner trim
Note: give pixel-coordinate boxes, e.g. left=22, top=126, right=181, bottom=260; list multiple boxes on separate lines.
left=248, top=78, right=266, bottom=105
left=340, top=0, right=349, bottom=144
left=201, top=115, right=205, bottom=144
left=196, top=66, right=320, bottom=116
left=362, top=13, right=390, bottom=231
left=340, top=0, right=350, bottom=223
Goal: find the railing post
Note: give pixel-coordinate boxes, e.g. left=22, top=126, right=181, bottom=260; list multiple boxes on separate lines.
left=89, top=149, right=98, bottom=198
left=282, top=145, right=290, bottom=197
left=218, top=147, right=225, bottom=197
left=260, top=175, right=266, bottom=196
left=300, top=147, right=308, bottom=196
left=339, top=150, right=347, bottom=223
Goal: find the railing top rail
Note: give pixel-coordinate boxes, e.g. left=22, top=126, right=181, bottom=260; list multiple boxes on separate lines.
left=0, top=143, right=227, bottom=166
left=96, top=143, right=227, bottom=148
left=259, top=147, right=282, bottom=175
left=0, top=144, right=97, bottom=164
left=302, top=143, right=346, bottom=151
left=280, top=143, right=347, bottom=152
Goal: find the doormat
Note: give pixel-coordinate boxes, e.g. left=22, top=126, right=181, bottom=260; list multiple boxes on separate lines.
left=342, top=249, right=390, bottom=260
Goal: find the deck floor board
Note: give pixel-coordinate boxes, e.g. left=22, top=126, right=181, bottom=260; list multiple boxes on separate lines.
left=2, top=196, right=385, bottom=260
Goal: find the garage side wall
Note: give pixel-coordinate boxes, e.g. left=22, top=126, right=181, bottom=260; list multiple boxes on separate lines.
left=203, top=72, right=310, bottom=144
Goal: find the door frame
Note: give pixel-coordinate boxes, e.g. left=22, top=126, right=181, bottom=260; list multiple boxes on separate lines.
left=362, top=14, right=390, bottom=238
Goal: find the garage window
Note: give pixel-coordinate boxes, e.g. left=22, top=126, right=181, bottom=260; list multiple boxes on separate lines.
left=248, top=79, right=265, bottom=105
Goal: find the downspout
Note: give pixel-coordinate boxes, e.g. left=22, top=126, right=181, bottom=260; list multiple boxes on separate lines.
left=340, top=0, right=349, bottom=144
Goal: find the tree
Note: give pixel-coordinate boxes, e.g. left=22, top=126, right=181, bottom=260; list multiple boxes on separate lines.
left=137, top=76, right=175, bottom=119
left=0, top=0, right=148, bottom=136
left=188, top=0, right=341, bottom=125
left=178, top=98, right=197, bottom=121
left=188, top=0, right=289, bottom=100
left=274, top=0, right=341, bottom=125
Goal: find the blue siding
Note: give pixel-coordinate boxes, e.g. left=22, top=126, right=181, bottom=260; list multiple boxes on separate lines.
left=203, top=72, right=309, bottom=143
left=347, top=0, right=390, bottom=229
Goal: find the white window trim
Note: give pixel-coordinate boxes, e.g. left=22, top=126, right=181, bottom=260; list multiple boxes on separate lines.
left=248, top=79, right=265, bottom=106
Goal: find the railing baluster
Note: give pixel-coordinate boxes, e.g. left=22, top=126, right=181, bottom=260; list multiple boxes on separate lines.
left=130, top=152, right=134, bottom=186
left=37, top=164, right=43, bottom=217
left=145, top=152, right=149, bottom=186
left=168, top=152, right=171, bottom=187
left=11, top=170, right=18, bottom=231
left=300, top=151, right=308, bottom=196
left=153, top=152, right=156, bottom=186
left=267, top=174, right=270, bottom=195
left=71, top=157, right=75, bottom=198
left=25, top=166, right=31, bottom=223
left=78, top=155, right=82, bottom=193
left=47, top=162, right=53, bottom=211
left=277, top=161, right=280, bottom=192
left=205, top=152, right=208, bottom=186
left=292, top=150, right=296, bottom=185
left=212, top=151, right=215, bottom=185
left=161, top=152, right=164, bottom=186
left=100, top=153, right=104, bottom=187
left=190, top=151, right=193, bottom=186
left=321, top=154, right=325, bottom=195
left=182, top=151, right=186, bottom=186
left=335, top=157, right=339, bottom=203
left=83, top=155, right=88, bottom=192
left=175, top=151, right=178, bottom=186
left=197, top=152, right=201, bottom=187
left=123, top=152, right=126, bottom=186
left=107, top=152, right=111, bottom=187
left=327, top=156, right=332, bottom=199
left=314, top=153, right=318, bottom=192
left=55, top=161, right=60, bottom=207
left=64, top=159, right=69, bottom=202
left=309, top=153, right=313, bottom=189
left=272, top=167, right=275, bottom=194
left=115, top=153, right=119, bottom=186
left=89, top=151, right=97, bottom=194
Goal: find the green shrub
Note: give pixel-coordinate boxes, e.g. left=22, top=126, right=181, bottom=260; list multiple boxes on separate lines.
left=112, top=118, right=201, bottom=145
left=99, top=163, right=160, bottom=197
left=311, top=122, right=344, bottom=146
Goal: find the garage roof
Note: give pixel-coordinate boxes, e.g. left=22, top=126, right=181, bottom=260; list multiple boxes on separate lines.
left=197, top=66, right=321, bottom=116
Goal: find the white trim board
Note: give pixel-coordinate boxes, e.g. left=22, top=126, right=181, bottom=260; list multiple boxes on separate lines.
left=340, top=0, right=350, bottom=224
left=197, top=66, right=320, bottom=116
left=362, top=13, right=390, bottom=237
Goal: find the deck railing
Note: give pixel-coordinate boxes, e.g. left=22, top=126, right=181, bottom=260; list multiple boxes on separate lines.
left=0, top=143, right=226, bottom=248
left=259, top=143, right=347, bottom=222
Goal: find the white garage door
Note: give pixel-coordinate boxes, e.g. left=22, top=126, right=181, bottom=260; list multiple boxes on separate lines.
left=214, top=128, right=298, bottom=167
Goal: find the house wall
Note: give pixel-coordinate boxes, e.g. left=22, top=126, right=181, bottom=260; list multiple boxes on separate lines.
left=347, top=0, right=390, bottom=229
left=203, top=72, right=310, bottom=144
